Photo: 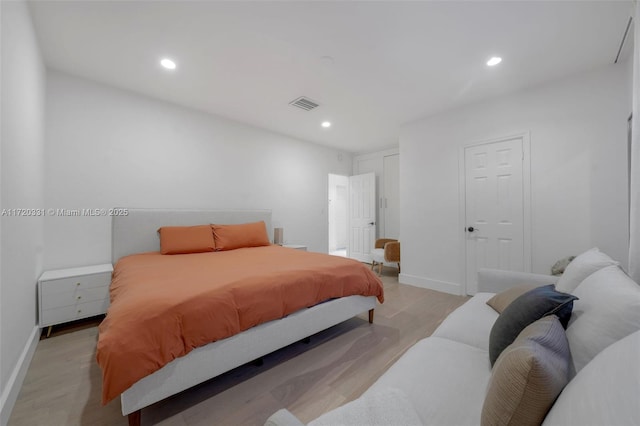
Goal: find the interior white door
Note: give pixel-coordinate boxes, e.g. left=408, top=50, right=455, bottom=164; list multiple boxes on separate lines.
left=348, top=172, right=376, bottom=263
left=465, top=137, right=525, bottom=294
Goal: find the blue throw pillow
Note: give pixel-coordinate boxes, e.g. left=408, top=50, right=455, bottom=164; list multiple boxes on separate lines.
left=489, top=284, right=577, bottom=366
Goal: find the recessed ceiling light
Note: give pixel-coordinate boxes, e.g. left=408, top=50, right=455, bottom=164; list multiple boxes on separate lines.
left=486, top=56, right=502, bottom=67
left=321, top=121, right=331, bottom=128
left=160, top=58, right=177, bottom=70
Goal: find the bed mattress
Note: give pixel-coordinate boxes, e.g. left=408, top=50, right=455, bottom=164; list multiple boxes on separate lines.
left=97, top=245, right=384, bottom=403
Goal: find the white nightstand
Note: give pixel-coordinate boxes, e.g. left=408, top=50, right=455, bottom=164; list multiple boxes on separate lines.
left=282, top=244, right=307, bottom=251
left=38, top=264, right=113, bottom=337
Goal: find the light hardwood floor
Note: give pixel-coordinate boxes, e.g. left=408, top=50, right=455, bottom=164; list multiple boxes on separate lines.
left=9, top=270, right=467, bottom=426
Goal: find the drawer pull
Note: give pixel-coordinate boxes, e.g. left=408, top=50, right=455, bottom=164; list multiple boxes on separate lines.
left=76, top=282, right=81, bottom=286
left=77, top=309, right=82, bottom=314
left=77, top=296, right=82, bottom=300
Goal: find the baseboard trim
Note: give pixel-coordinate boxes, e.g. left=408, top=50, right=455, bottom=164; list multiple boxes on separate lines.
left=0, top=326, right=39, bottom=426
left=399, top=273, right=462, bottom=295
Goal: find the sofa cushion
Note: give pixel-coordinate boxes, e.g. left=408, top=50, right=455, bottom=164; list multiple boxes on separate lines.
left=555, top=247, right=618, bottom=293
left=489, top=285, right=577, bottom=366
left=486, top=283, right=542, bottom=313
left=477, top=269, right=558, bottom=294
left=542, top=331, right=640, bottom=426
left=482, top=316, right=571, bottom=426
left=367, top=337, right=491, bottom=425
left=309, top=387, right=422, bottom=426
left=566, top=265, right=640, bottom=372
left=433, top=293, right=498, bottom=351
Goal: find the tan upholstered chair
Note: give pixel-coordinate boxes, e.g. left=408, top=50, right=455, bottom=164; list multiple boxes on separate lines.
left=371, top=238, right=400, bottom=275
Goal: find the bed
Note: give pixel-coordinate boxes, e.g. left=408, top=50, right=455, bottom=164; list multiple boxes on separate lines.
left=102, top=209, right=383, bottom=426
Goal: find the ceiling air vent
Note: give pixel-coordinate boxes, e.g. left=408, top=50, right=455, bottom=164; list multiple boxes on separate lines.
left=289, top=96, right=319, bottom=111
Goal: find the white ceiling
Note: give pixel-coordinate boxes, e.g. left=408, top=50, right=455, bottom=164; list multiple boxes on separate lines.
left=28, top=1, right=634, bottom=153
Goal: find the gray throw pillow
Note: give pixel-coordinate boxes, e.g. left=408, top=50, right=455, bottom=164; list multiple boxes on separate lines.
left=489, top=284, right=577, bottom=366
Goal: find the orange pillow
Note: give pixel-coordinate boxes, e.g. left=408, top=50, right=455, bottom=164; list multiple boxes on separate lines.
left=211, top=221, right=270, bottom=251
left=158, top=225, right=216, bottom=255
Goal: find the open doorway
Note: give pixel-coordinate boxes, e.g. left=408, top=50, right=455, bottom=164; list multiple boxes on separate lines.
left=328, top=174, right=349, bottom=257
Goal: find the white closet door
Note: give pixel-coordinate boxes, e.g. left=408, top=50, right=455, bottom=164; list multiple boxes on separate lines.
left=348, top=173, right=376, bottom=263
left=383, top=154, right=400, bottom=239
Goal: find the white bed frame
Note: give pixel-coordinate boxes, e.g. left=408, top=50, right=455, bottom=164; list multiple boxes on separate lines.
left=111, top=209, right=377, bottom=426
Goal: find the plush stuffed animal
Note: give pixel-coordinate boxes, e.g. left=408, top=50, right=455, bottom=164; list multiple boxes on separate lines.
left=551, top=255, right=576, bottom=276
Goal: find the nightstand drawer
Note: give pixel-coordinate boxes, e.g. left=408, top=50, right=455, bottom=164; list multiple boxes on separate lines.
left=40, top=285, right=110, bottom=310
left=41, top=299, right=109, bottom=327
left=40, top=273, right=110, bottom=296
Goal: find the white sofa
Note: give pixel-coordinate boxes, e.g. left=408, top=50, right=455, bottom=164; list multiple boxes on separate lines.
left=266, top=249, right=640, bottom=426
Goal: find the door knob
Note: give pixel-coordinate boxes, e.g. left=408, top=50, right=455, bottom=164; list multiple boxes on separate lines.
left=467, top=226, right=475, bottom=232
left=369, top=222, right=375, bottom=226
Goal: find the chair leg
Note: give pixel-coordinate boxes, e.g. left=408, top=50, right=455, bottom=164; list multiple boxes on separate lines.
left=378, top=262, right=383, bottom=275
left=371, top=261, right=375, bottom=271
left=398, top=262, right=401, bottom=273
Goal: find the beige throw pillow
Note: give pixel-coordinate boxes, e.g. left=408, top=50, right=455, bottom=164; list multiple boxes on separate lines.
left=482, top=315, right=571, bottom=426
left=486, top=284, right=542, bottom=313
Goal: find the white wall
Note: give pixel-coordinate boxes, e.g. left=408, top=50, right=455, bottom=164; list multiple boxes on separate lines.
left=44, top=71, right=352, bottom=269
left=0, top=0, right=46, bottom=421
left=400, top=63, right=631, bottom=295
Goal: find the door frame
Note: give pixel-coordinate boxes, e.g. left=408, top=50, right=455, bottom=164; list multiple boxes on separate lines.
left=458, top=132, right=532, bottom=295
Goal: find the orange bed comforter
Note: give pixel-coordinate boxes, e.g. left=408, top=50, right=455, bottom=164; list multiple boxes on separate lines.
left=97, top=245, right=384, bottom=403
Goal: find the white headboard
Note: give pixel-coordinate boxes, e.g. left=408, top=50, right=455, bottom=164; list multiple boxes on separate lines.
left=111, top=208, right=272, bottom=263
